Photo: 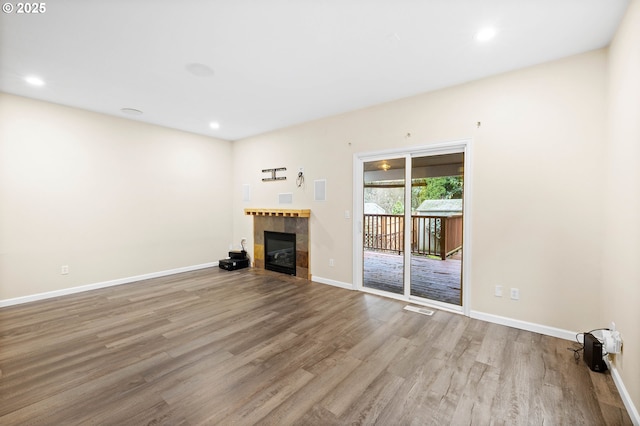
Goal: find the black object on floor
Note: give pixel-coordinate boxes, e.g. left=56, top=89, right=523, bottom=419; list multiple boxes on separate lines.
left=219, top=250, right=249, bottom=271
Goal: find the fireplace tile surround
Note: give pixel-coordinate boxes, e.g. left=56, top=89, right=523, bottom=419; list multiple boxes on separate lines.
left=245, top=209, right=310, bottom=279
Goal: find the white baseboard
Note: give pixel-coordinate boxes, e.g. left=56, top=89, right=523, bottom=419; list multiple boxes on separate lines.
left=0, top=262, right=218, bottom=308
left=311, top=275, right=354, bottom=290
left=470, top=310, right=578, bottom=342
left=605, top=357, right=640, bottom=426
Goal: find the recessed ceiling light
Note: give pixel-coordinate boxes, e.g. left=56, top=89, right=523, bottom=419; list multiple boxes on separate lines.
left=475, top=27, right=497, bottom=42
left=209, top=121, right=220, bottom=130
left=120, top=108, right=143, bottom=116
left=24, top=75, right=45, bottom=86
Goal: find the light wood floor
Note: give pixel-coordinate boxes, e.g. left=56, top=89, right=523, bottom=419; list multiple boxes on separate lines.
left=0, top=267, right=632, bottom=425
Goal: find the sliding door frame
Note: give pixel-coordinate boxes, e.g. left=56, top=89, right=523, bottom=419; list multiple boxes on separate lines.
left=353, top=139, right=473, bottom=315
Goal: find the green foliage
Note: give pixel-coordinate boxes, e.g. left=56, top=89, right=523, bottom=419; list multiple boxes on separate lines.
left=391, top=200, right=404, bottom=214
left=365, top=176, right=462, bottom=214
left=412, top=176, right=463, bottom=209
left=364, top=187, right=404, bottom=214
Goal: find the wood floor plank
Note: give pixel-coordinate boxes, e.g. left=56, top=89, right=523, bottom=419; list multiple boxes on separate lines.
left=214, top=368, right=315, bottom=425
left=320, top=334, right=410, bottom=417
left=338, top=370, right=405, bottom=424
left=374, top=351, right=451, bottom=425
left=292, top=404, right=341, bottom=425
left=0, top=351, right=170, bottom=424
left=260, top=353, right=362, bottom=425
left=0, top=267, right=633, bottom=425
left=448, top=361, right=501, bottom=425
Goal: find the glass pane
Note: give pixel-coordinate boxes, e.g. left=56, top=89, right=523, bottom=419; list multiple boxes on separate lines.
left=409, top=153, right=464, bottom=305
left=363, top=158, right=405, bottom=295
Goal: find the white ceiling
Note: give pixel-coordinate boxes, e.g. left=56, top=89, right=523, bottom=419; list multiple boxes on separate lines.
left=0, top=0, right=629, bottom=141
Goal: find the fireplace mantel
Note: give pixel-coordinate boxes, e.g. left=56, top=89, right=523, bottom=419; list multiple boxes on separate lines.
left=244, top=208, right=310, bottom=218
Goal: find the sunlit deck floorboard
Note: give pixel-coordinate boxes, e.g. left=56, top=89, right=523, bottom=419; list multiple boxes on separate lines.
left=363, top=250, right=462, bottom=305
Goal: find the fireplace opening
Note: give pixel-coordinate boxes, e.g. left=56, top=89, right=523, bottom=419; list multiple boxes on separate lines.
left=264, top=231, right=296, bottom=276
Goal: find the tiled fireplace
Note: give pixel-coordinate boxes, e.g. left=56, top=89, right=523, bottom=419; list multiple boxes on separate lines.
left=245, top=209, right=310, bottom=279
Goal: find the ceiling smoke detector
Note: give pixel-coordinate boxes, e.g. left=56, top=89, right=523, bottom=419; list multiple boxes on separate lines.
left=120, top=108, right=143, bottom=116
left=186, top=63, right=215, bottom=77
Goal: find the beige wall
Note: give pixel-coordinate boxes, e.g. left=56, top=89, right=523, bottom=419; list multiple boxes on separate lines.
left=604, top=0, right=640, bottom=413
left=0, top=93, right=233, bottom=300
left=233, top=49, right=608, bottom=333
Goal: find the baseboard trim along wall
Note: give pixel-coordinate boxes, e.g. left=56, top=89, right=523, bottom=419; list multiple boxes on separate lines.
left=310, top=275, right=355, bottom=291
left=0, top=262, right=218, bottom=308
left=470, top=310, right=578, bottom=341
left=605, top=357, right=640, bottom=426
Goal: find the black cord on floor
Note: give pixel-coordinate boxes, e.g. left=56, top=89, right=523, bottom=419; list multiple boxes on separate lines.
left=567, top=345, right=583, bottom=363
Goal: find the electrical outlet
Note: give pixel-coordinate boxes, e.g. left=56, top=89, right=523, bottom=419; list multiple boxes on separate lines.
left=61, top=265, right=69, bottom=275
left=344, top=210, right=351, bottom=219
left=494, top=285, right=503, bottom=297
left=329, top=259, right=335, bottom=267
left=510, top=288, right=519, bottom=300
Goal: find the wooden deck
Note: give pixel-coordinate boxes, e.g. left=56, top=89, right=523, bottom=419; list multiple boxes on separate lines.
left=364, top=250, right=462, bottom=305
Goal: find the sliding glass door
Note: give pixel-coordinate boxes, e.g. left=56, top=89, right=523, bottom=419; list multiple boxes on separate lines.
left=362, top=157, right=406, bottom=295
left=409, top=153, right=464, bottom=305
left=357, top=144, right=467, bottom=310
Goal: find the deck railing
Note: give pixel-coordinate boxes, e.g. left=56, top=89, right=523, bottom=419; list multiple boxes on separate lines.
left=364, top=213, right=463, bottom=260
